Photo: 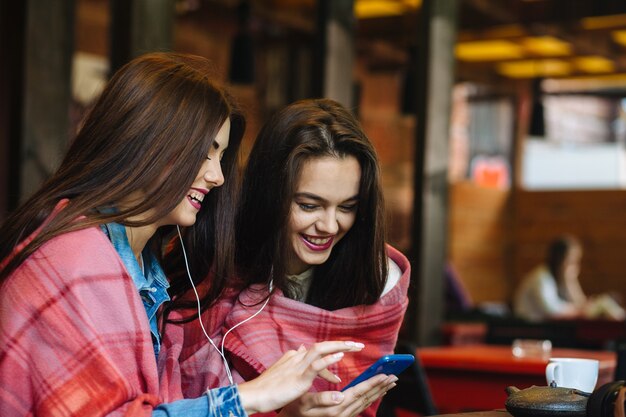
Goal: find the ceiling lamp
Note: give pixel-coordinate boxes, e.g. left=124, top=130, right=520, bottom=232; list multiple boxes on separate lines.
left=522, top=36, right=572, bottom=56
left=355, top=1, right=404, bottom=19
left=574, top=56, right=615, bottom=73
left=497, top=59, right=572, bottom=78
left=613, top=30, right=626, bottom=47
left=582, top=14, right=626, bottom=30
left=354, top=0, right=421, bottom=19
left=456, top=40, right=524, bottom=61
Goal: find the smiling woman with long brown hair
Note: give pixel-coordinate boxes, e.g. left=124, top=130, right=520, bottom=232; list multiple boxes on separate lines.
left=0, top=53, right=366, bottom=417
left=216, top=98, right=410, bottom=417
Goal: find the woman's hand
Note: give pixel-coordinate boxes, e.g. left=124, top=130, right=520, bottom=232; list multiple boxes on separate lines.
left=237, top=341, right=365, bottom=415
left=278, top=373, right=398, bottom=417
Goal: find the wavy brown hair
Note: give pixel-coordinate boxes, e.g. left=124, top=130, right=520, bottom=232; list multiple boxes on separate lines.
left=235, top=98, right=387, bottom=310
left=0, top=52, right=245, bottom=318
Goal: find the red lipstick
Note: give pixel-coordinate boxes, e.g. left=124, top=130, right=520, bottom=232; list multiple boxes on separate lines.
left=300, top=234, right=334, bottom=251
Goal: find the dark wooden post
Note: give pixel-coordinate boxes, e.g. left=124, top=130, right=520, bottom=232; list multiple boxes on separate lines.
left=110, top=0, right=175, bottom=75
left=21, top=1, right=75, bottom=201
left=0, top=1, right=26, bottom=218
left=409, top=0, right=460, bottom=346
left=313, top=0, right=355, bottom=108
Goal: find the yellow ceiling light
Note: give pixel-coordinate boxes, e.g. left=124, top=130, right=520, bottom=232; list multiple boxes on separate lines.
left=497, top=59, right=572, bottom=78
left=355, top=1, right=405, bottom=19
left=581, top=14, right=626, bottom=30
left=456, top=40, right=524, bottom=61
left=354, top=0, right=421, bottom=19
left=613, top=30, right=626, bottom=47
left=522, top=36, right=572, bottom=56
left=574, top=56, right=615, bottom=73
left=402, top=0, right=422, bottom=7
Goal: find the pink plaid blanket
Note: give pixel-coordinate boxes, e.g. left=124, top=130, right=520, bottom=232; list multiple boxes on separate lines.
left=176, top=245, right=410, bottom=417
left=0, top=224, right=184, bottom=416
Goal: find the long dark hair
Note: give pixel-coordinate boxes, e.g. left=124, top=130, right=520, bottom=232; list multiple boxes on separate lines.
left=547, top=235, right=581, bottom=281
left=236, top=98, right=387, bottom=310
left=0, top=52, right=245, bottom=317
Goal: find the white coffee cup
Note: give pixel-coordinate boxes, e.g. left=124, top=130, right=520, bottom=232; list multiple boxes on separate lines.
left=545, top=357, right=599, bottom=393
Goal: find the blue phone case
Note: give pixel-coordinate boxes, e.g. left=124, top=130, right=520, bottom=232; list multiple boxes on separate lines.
left=341, top=353, right=415, bottom=391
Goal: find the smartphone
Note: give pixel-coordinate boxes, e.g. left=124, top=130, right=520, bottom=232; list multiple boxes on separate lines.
left=341, top=353, right=415, bottom=391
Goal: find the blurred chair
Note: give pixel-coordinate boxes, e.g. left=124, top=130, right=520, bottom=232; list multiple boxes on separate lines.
left=485, top=316, right=578, bottom=348
left=376, top=341, right=438, bottom=417
left=614, top=339, right=626, bottom=381
left=444, top=263, right=473, bottom=316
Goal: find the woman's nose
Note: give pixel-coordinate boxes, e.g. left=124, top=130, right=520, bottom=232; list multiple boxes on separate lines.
left=316, top=209, right=339, bottom=234
left=203, top=159, right=224, bottom=187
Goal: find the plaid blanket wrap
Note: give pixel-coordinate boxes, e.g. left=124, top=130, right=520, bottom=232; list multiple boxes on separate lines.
left=176, top=245, right=410, bottom=417
left=0, top=225, right=186, bottom=416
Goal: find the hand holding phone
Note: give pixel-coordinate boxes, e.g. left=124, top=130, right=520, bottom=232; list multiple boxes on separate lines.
left=341, top=353, right=415, bottom=391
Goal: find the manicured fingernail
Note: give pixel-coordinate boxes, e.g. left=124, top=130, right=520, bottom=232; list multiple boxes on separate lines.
left=333, top=374, right=342, bottom=382
left=388, top=375, right=398, bottom=383
left=345, top=341, right=365, bottom=348
left=333, top=352, right=345, bottom=359
left=332, top=392, right=344, bottom=403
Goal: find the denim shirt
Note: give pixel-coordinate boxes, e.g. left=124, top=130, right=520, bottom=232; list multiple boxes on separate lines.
left=100, top=222, right=248, bottom=417
left=100, top=221, right=170, bottom=359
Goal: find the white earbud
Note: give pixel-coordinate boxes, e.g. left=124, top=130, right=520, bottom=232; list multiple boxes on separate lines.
left=176, top=225, right=272, bottom=386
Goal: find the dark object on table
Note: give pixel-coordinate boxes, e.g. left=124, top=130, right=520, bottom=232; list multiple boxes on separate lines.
left=615, top=341, right=626, bottom=380
left=587, top=380, right=625, bottom=417
left=505, top=385, right=590, bottom=417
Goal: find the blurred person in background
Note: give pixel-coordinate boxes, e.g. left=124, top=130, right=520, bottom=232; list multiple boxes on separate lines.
left=513, top=235, right=625, bottom=322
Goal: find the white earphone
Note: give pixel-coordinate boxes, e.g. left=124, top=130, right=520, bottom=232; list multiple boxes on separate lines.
left=176, top=225, right=272, bottom=385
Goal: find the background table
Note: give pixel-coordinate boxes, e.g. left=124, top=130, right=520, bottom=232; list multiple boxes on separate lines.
left=418, top=344, right=616, bottom=414
left=433, top=411, right=512, bottom=417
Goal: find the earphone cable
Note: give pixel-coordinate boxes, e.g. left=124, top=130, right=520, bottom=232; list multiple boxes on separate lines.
left=220, top=278, right=272, bottom=359
left=176, top=226, right=234, bottom=385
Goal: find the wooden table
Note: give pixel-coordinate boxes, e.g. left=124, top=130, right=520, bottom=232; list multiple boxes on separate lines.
left=418, top=344, right=616, bottom=414
left=396, top=410, right=512, bottom=417
left=433, top=411, right=512, bottom=417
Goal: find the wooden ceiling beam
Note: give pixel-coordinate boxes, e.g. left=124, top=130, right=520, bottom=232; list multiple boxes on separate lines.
left=462, top=0, right=518, bottom=26
left=253, top=0, right=316, bottom=33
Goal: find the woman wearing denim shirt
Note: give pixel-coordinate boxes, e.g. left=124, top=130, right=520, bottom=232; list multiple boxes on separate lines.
left=0, top=53, right=372, bottom=417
